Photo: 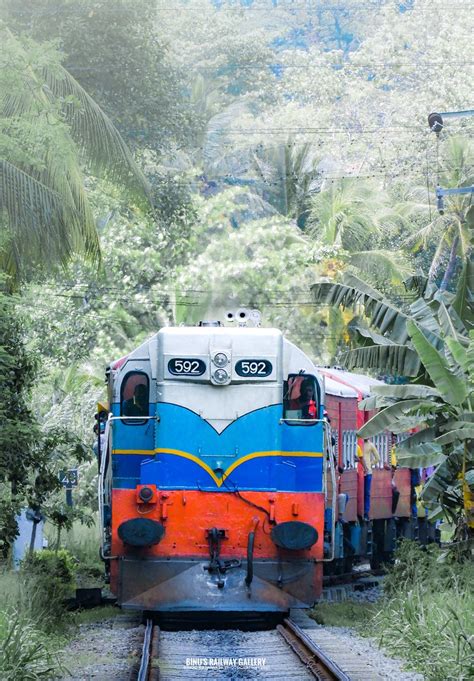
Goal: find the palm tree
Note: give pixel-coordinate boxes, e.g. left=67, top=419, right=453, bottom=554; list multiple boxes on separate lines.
left=0, top=29, right=149, bottom=288
left=307, top=178, right=416, bottom=289
left=404, top=136, right=474, bottom=291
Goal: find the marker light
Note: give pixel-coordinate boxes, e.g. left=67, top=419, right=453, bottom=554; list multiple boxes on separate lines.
left=213, top=368, right=229, bottom=384
left=213, top=352, right=228, bottom=367
left=138, top=486, right=154, bottom=503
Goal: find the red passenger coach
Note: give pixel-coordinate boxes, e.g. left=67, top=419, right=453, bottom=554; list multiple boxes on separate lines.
left=321, top=368, right=437, bottom=571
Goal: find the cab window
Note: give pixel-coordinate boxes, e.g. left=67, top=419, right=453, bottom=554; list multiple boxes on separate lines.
left=120, top=372, right=149, bottom=424
left=283, top=374, right=319, bottom=422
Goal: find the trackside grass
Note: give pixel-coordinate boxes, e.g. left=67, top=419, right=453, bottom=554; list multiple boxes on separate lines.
left=311, top=541, right=474, bottom=681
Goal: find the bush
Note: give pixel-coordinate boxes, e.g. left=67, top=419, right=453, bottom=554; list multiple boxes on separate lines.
left=376, top=541, right=474, bottom=680
left=20, top=549, right=76, bottom=631
left=0, top=608, right=64, bottom=680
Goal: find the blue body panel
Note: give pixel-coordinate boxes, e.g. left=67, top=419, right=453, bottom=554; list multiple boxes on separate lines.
left=111, top=402, right=324, bottom=492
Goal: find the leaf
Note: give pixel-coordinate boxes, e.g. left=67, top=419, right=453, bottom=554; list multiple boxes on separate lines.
left=396, top=449, right=445, bottom=468
left=407, top=320, right=468, bottom=405
left=396, top=427, right=438, bottom=450
left=371, top=384, right=441, bottom=399
left=437, top=301, right=468, bottom=344
left=445, top=337, right=472, bottom=374
left=311, top=279, right=410, bottom=343
left=348, top=318, right=396, bottom=346
left=41, top=64, right=151, bottom=202
left=452, top=255, right=474, bottom=330
left=342, top=344, right=421, bottom=376
left=357, top=399, right=434, bottom=437
left=0, top=159, right=98, bottom=278
left=435, top=428, right=474, bottom=445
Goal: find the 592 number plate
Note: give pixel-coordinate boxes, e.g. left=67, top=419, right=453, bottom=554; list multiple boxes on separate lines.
left=168, top=358, right=206, bottom=376
left=235, top=359, right=273, bottom=377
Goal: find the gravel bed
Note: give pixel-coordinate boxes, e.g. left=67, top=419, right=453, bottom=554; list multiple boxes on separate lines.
left=60, top=608, right=422, bottom=681
left=308, top=624, right=424, bottom=681
left=59, top=616, right=143, bottom=680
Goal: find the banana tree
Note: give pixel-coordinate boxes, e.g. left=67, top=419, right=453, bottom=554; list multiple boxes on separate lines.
left=312, top=254, right=474, bottom=527
left=357, top=323, right=474, bottom=530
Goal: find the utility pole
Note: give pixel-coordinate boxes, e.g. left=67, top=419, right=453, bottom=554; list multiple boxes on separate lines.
left=428, top=110, right=474, bottom=214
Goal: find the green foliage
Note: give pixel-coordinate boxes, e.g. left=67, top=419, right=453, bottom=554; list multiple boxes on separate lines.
left=20, top=549, right=76, bottom=630
left=376, top=542, right=474, bottom=681
left=0, top=608, right=64, bottom=680
left=1, top=0, right=197, bottom=153
left=0, top=27, right=148, bottom=287
left=310, top=601, right=377, bottom=628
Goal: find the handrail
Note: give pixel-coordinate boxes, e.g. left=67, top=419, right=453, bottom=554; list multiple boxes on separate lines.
left=98, top=414, right=159, bottom=559
left=279, top=417, right=326, bottom=424
left=322, top=421, right=337, bottom=563
left=98, top=414, right=112, bottom=559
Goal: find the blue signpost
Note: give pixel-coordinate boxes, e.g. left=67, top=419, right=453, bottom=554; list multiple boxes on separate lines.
left=59, top=469, right=78, bottom=507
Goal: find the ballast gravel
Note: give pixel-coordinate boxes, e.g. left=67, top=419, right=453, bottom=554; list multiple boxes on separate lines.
left=306, top=623, right=424, bottom=681
left=60, top=615, right=143, bottom=680
left=60, top=611, right=424, bottom=680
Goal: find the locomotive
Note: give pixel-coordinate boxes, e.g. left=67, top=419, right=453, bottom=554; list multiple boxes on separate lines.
left=97, top=317, right=436, bottom=617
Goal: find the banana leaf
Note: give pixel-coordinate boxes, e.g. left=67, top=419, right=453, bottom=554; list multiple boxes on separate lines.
left=371, top=384, right=441, bottom=399
left=435, top=428, right=474, bottom=445
left=396, top=448, right=445, bottom=468
left=311, top=281, right=410, bottom=343
left=357, top=399, right=434, bottom=437
left=396, top=427, right=437, bottom=450
left=342, top=344, right=420, bottom=376
left=452, top=255, right=474, bottom=330
left=407, top=320, right=468, bottom=405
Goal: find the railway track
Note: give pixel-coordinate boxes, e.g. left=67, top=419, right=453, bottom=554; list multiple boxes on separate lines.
left=133, top=616, right=351, bottom=680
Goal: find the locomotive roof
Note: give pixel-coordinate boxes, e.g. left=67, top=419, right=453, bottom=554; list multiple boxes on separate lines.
left=318, top=367, right=384, bottom=398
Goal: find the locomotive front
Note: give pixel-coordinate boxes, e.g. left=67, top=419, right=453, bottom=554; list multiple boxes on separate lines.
left=99, top=325, right=331, bottom=617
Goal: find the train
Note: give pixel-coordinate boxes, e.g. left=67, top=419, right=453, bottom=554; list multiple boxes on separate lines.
left=97, top=316, right=437, bottom=619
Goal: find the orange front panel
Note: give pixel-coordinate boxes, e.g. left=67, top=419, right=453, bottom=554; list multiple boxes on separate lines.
left=111, top=489, right=324, bottom=558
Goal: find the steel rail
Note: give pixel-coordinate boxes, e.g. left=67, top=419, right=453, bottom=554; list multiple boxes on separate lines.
left=277, top=618, right=350, bottom=681
left=137, top=619, right=154, bottom=681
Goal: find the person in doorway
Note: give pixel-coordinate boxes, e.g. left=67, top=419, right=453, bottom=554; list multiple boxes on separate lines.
left=358, top=438, right=380, bottom=520
left=299, top=379, right=317, bottom=419
left=122, top=383, right=148, bottom=417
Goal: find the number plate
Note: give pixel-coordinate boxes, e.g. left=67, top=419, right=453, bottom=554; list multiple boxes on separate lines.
left=168, top=358, right=206, bottom=376
left=59, top=469, right=78, bottom=487
left=235, top=359, right=273, bottom=377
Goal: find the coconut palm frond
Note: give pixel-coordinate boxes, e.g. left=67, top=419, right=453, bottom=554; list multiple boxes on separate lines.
left=0, top=159, right=99, bottom=280
left=311, top=278, right=410, bottom=343
left=1, top=28, right=149, bottom=202
left=41, top=65, right=150, bottom=201
left=347, top=249, right=413, bottom=286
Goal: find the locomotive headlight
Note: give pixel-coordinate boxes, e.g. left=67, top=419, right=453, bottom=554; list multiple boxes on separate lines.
left=213, top=368, right=229, bottom=384
left=213, top=352, right=228, bottom=367
left=138, top=486, right=154, bottom=503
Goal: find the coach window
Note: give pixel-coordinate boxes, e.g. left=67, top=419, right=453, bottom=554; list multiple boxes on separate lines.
left=283, top=374, right=319, bottom=423
left=121, top=372, right=149, bottom=424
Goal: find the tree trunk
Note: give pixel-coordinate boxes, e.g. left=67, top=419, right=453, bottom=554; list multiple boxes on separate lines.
left=439, top=235, right=459, bottom=291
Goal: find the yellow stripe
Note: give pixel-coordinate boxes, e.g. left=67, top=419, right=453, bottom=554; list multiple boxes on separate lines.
left=112, top=448, right=323, bottom=488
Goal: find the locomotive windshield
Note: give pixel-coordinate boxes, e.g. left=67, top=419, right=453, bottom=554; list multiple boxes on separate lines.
left=283, top=374, right=319, bottom=422
left=121, top=372, right=149, bottom=423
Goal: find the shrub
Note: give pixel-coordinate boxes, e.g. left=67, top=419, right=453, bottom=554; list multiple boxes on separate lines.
left=0, top=608, right=64, bottom=680
left=376, top=541, right=474, bottom=680
left=20, top=549, right=76, bottom=631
